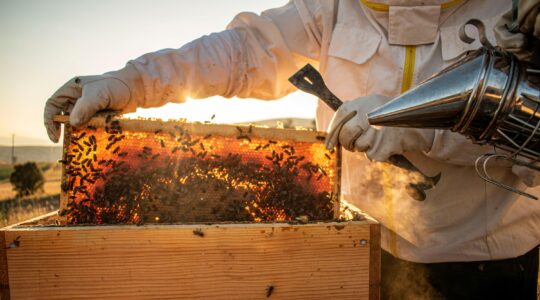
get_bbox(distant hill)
[0,146,62,163]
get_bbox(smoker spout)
[367,52,485,130]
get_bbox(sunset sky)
[0,0,316,146]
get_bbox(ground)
[0,162,60,227]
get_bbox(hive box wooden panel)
[0,117,380,299]
[1,213,380,300]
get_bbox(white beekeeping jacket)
[126,0,540,263]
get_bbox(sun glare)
[126,94,317,124]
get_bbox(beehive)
[0,116,380,300]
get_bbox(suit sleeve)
[125,0,335,108]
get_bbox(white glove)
[44,64,144,142]
[325,94,435,162]
[494,0,540,60]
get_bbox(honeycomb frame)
[54,115,341,224]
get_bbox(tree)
[9,162,45,197]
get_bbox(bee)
[266,286,274,298]
[295,215,309,224]
[236,135,251,142]
[193,229,204,237]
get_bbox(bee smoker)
[367,19,540,199]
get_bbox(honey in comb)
[60,118,339,224]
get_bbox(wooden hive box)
[0,116,380,300]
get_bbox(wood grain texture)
[59,123,71,212]
[4,221,378,300]
[369,224,381,300]
[0,231,10,300]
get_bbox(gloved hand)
[494,0,540,60]
[44,64,144,142]
[325,94,435,162]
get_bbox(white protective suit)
[48,0,540,263]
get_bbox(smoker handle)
[288,64,421,172]
[289,64,442,201]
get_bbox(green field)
[0,164,13,181]
[0,162,53,181]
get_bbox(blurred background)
[0,0,316,225]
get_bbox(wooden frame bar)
[52,115,330,144]
[1,213,379,300]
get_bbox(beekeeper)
[44,0,540,299]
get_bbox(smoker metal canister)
[453,47,540,161]
[368,20,540,161]
[367,19,540,199]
